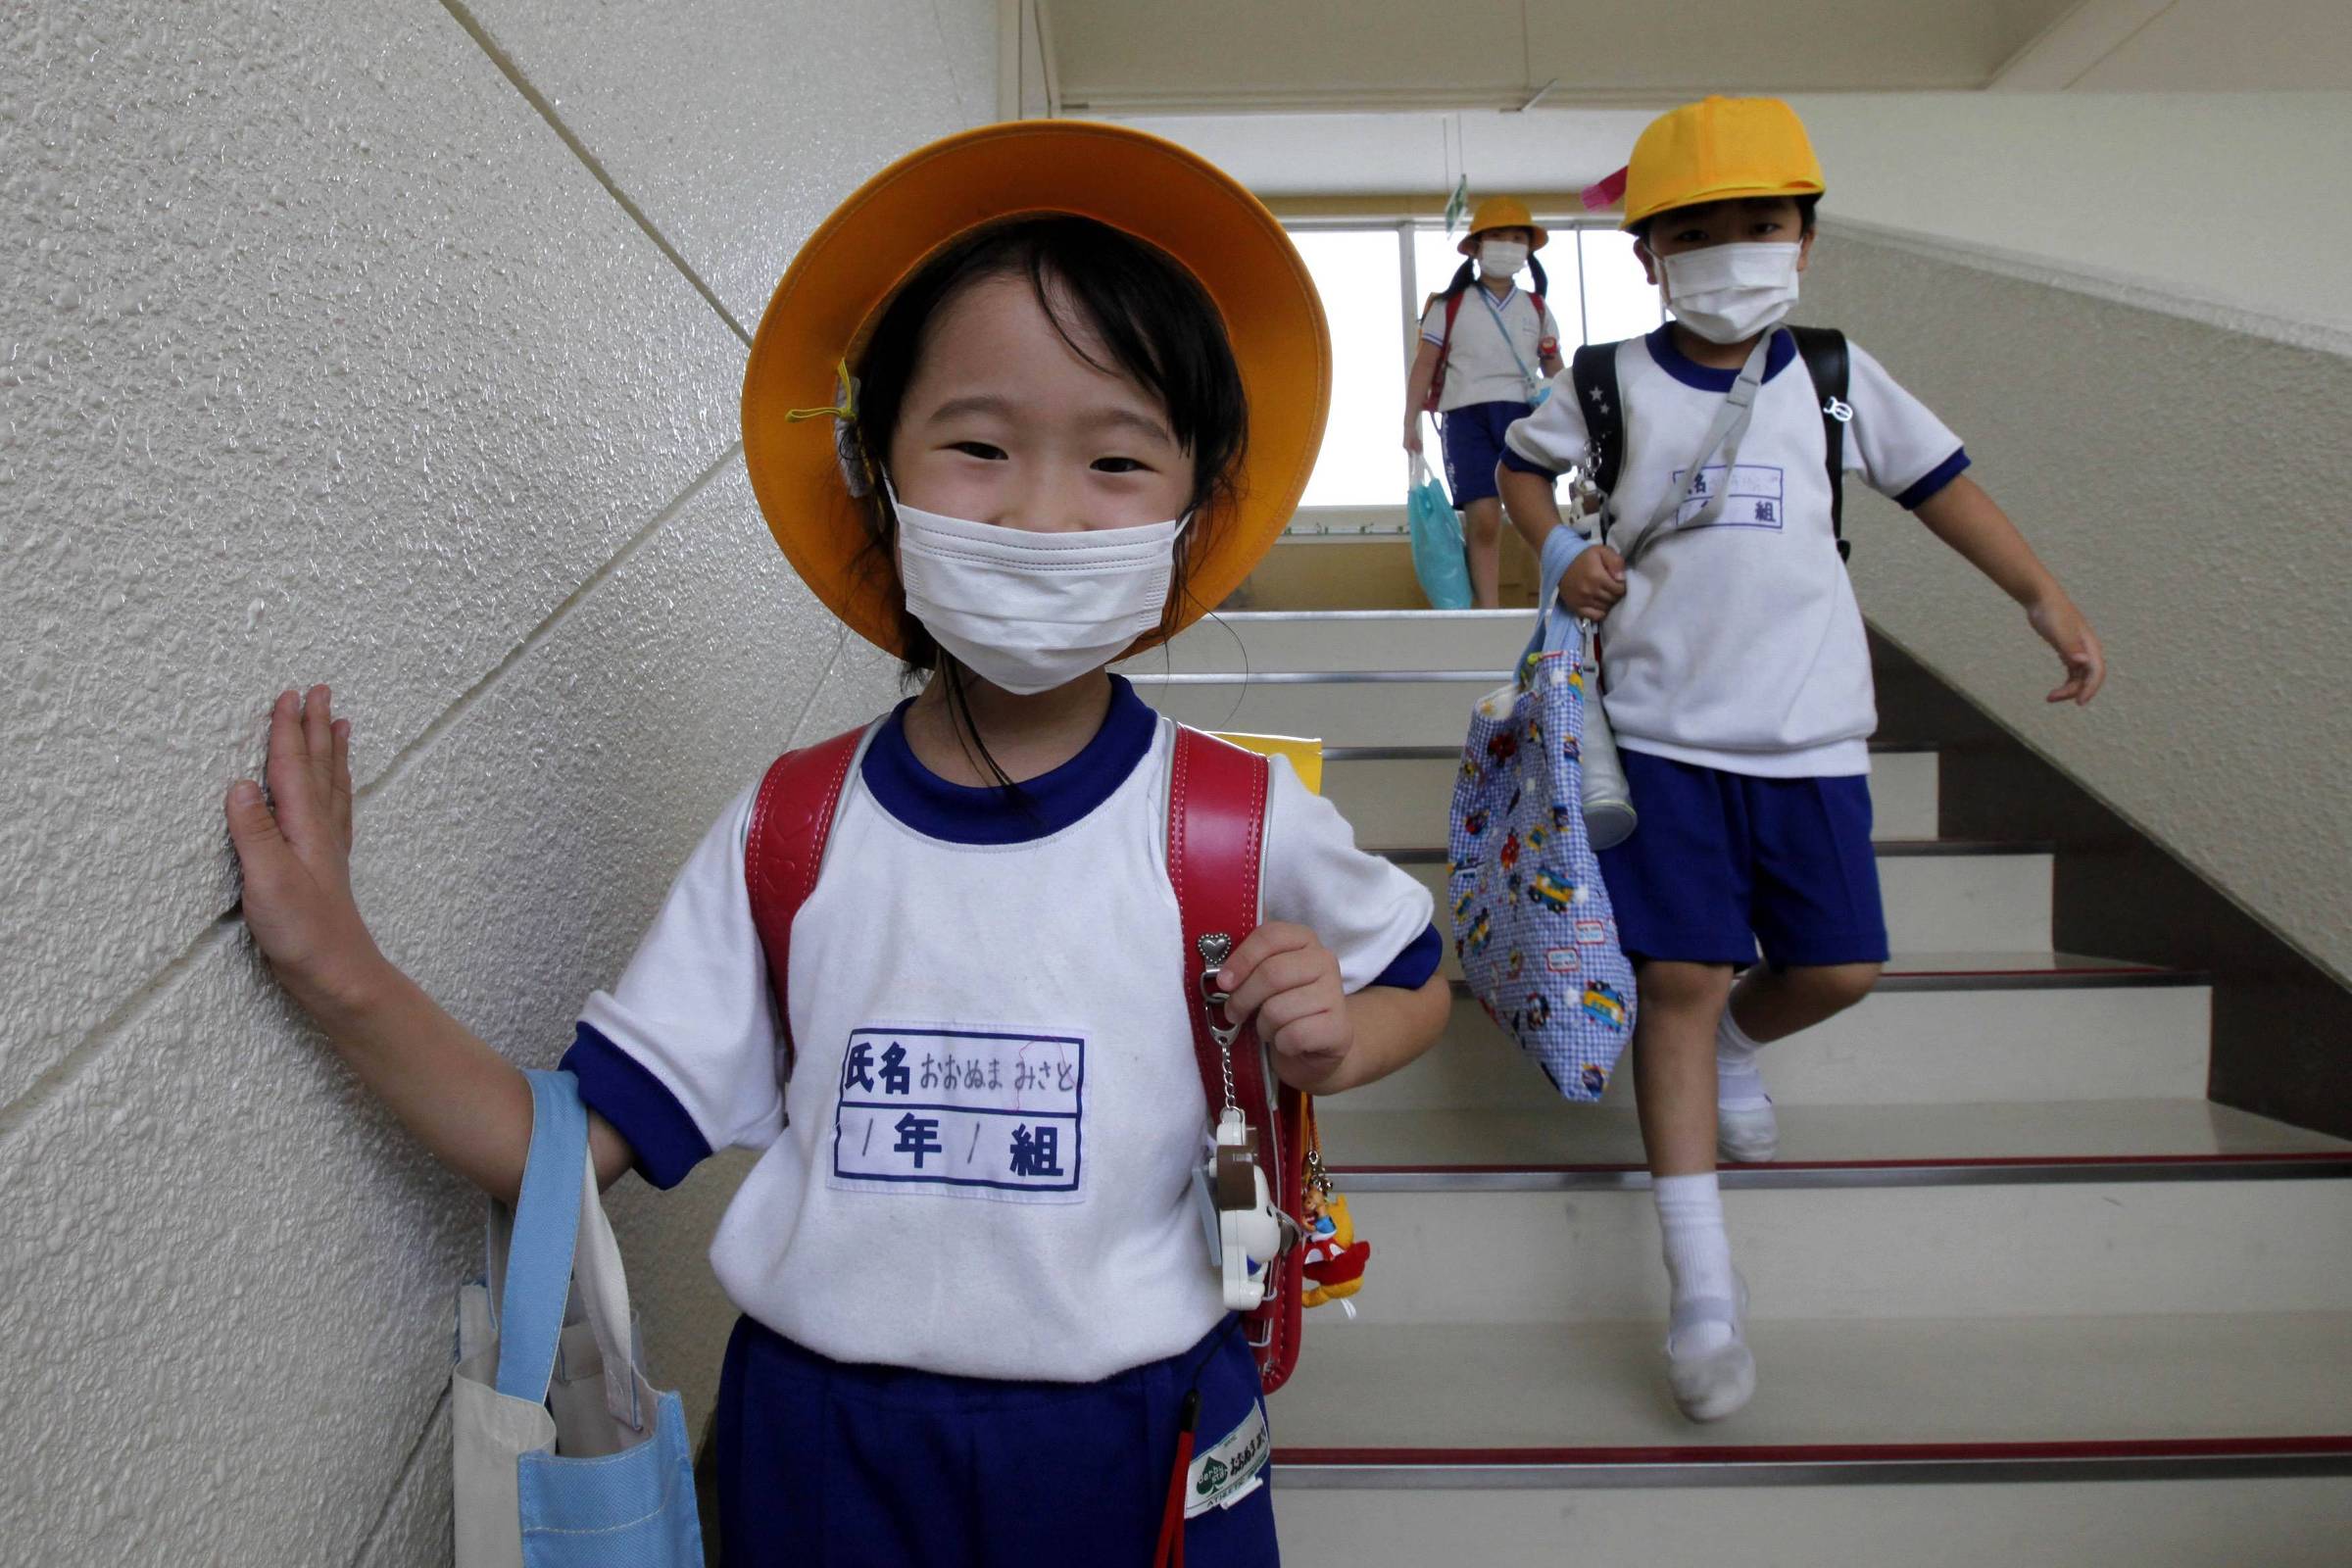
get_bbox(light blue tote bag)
[1446,536,1640,1102]
[451,1070,703,1568]
[1407,454,1474,610]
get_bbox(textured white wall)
[0,0,987,1560]
[1797,233,2352,980]
[1785,91,2352,341]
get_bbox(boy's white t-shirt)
[1419,284,1560,412]
[563,680,1437,1384]
[1503,325,1968,776]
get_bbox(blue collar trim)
[861,675,1158,846]
[1645,324,1796,391]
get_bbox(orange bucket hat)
[1581,96,1825,231]
[741,121,1331,658]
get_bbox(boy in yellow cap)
[1404,196,1564,606]
[1497,97,2105,1422]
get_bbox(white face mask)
[1477,239,1529,279]
[1657,241,1802,343]
[886,476,1187,696]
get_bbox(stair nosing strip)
[1321,741,1941,760]
[1440,966,2204,997]
[1332,1153,2352,1192]
[1270,1435,2352,1490]
[1385,840,2051,862]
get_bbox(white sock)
[1715,1006,1770,1111]
[1654,1172,1738,1355]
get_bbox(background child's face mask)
[1477,239,1529,279]
[886,475,1187,695]
[1657,241,1802,343]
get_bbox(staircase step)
[1347,962,2208,1110]
[1272,1314,2352,1454]
[1133,609,1533,673]
[1273,1474,2352,1568]
[1131,668,1542,748]
[1271,1317,2352,1565]
[1319,1100,2352,1185]
[1310,1180,2352,1323]
[1397,841,2053,960]
[1326,744,1940,846]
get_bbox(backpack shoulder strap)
[1167,724,1305,1395]
[744,725,863,1085]
[1569,340,1627,531]
[1422,288,1470,413]
[1787,324,1854,561]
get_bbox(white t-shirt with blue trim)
[562,678,1439,1384]
[1503,325,1968,777]
[1420,284,1561,413]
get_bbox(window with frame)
[1284,220,1663,524]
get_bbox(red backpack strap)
[1168,725,1306,1394]
[744,726,864,1085]
[1423,288,1468,413]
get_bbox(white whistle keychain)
[1195,934,1290,1311]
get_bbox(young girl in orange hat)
[226,122,1450,1564]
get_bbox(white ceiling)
[1040,0,2352,113]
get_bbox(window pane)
[1580,229,1663,344]
[1291,229,1407,508]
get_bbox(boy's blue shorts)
[1440,399,1534,506]
[1597,749,1889,970]
[713,1313,1279,1565]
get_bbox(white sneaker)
[1666,1273,1756,1423]
[1717,1098,1780,1163]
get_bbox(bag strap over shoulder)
[1569,341,1626,534]
[745,726,864,1085]
[1167,725,1305,1395]
[1422,288,1470,413]
[1787,324,1853,561]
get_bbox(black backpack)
[1569,325,1857,560]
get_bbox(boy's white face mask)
[1477,239,1529,279]
[886,476,1187,696]
[1657,241,1802,344]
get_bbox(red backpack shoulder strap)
[1423,288,1469,413]
[1167,725,1307,1394]
[744,725,864,1084]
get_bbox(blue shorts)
[1596,749,1889,969]
[1440,399,1533,506]
[713,1315,1279,1566]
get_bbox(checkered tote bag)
[1446,547,1638,1102]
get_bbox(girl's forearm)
[1911,475,2067,609]
[300,958,634,1202]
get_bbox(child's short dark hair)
[850,215,1250,676]
[1629,193,1818,245]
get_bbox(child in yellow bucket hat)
[1403,194,1566,606]
[224,122,1452,1562]
[1497,96,2107,1423]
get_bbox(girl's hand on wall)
[225,686,388,1012]
[1217,922,1352,1088]
[2027,596,2107,707]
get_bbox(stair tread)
[1272,1313,2352,1457]
[1439,952,2186,989]
[1318,1100,2352,1172]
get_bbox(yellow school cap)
[1456,196,1549,255]
[1583,96,1824,231]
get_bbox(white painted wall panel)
[1798,236,2352,979]
[0,0,986,1559]
[0,0,744,1108]
[462,0,1001,327]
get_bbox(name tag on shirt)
[831,1025,1085,1200]
[1671,463,1787,531]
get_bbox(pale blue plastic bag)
[1407,454,1474,611]
[1446,542,1638,1101]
